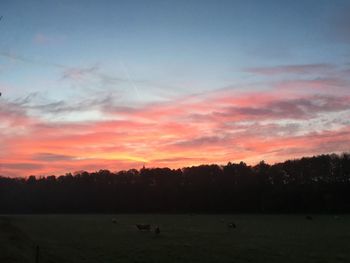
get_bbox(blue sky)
[2,0,349,98]
[1,0,350,176]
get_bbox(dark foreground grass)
[0,214,349,263]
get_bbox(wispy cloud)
[0,51,65,68]
[2,79,349,177]
[61,65,100,80]
[33,33,66,45]
[245,63,335,75]
[32,153,76,162]
[0,51,129,90]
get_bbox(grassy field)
[0,214,349,263]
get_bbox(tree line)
[0,153,350,213]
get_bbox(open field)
[1,214,350,263]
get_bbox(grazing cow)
[227,223,236,229]
[306,215,313,220]
[136,224,151,231]
[155,226,160,235]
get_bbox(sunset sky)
[1,0,350,177]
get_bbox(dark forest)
[1,153,350,214]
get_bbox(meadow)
[0,214,349,263]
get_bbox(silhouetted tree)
[0,153,349,213]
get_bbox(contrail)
[119,61,141,100]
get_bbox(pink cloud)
[245,64,335,75]
[33,33,66,45]
[275,78,348,91]
[1,84,350,177]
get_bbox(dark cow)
[154,226,160,235]
[136,224,151,231]
[227,223,236,229]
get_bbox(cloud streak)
[245,64,336,76]
[1,77,350,177]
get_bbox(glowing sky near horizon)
[1,0,350,177]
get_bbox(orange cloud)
[1,86,350,177]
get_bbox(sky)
[1,0,350,177]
